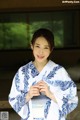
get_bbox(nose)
[39,48,43,54]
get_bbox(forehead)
[34,36,49,46]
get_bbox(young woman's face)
[31,36,51,63]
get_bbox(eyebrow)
[35,43,49,47]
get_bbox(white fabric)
[8,60,78,120]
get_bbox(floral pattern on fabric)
[54,80,76,91]
[44,65,62,85]
[44,99,51,118]
[8,60,78,120]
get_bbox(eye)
[35,45,40,48]
[44,47,49,49]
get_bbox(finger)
[39,88,45,92]
[38,80,44,84]
[32,89,40,95]
[39,84,47,89]
[33,93,40,97]
[30,90,40,97]
[38,82,44,86]
[33,85,39,88]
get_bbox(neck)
[33,60,48,71]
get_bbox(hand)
[26,84,40,101]
[38,80,57,103]
[38,80,50,97]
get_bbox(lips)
[37,55,44,59]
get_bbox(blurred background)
[0,0,80,120]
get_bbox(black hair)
[31,28,54,51]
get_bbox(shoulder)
[50,60,70,77]
[17,61,32,73]
[50,60,63,70]
[56,65,72,81]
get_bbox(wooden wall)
[0,0,80,12]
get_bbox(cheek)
[33,47,38,51]
[33,49,37,55]
[45,50,51,55]
[47,53,51,57]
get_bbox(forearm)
[48,91,57,103]
[26,92,31,102]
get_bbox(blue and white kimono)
[8,60,78,120]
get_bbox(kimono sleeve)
[53,67,78,118]
[8,67,29,119]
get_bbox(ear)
[31,44,33,50]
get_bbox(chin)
[37,59,46,63]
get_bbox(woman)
[8,28,78,120]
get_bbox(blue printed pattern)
[59,97,77,120]
[13,64,30,113]
[12,62,39,116]
[13,93,26,112]
[15,72,20,91]
[44,65,62,85]
[54,79,77,119]
[29,62,39,77]
[44,99,51,118]
[9,61,78,120]
[54,80,76,91]
[46,65,62,79]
